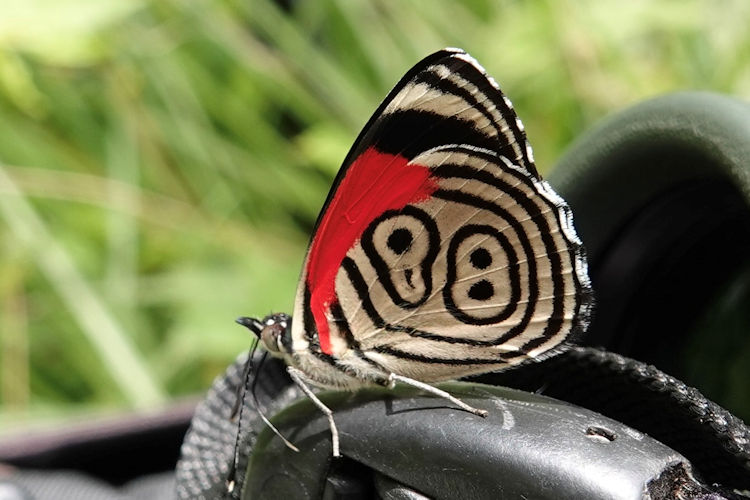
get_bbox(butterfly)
[237,48,593,458]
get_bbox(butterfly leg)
[287,366,341,458]
[388,373,489,417]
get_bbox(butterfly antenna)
[230,317,299,468]
[226,339,260,494]
[230,317,264,420]
[230,342,257,420]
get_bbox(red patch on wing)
[306,147,438,354]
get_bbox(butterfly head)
[236,313,292,356]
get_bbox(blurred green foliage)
[1,0,750,424]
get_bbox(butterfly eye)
[260,319,290,355]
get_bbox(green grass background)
[1,0,749,425]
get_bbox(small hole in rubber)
[586,426,617,442]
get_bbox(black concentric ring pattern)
[328,146,589,379]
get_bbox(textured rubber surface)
[174,347,750,498]
[477,346,750,490]
[244,380,690,499]
[548,92,750,260]
[174,353,299,499]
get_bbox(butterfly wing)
[291,48,592,383]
